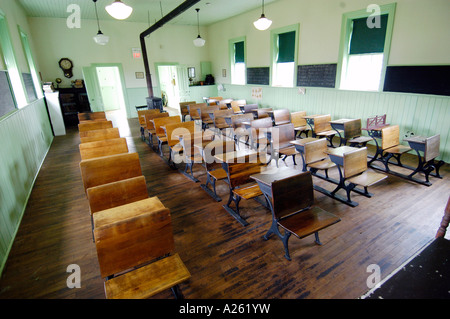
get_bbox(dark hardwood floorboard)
[0,110,448,299]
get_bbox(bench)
[263,171,341,260]
[321,146,388,207]
[312,114,342,147]
[93,197,190,299]
[79,137,128,160]
[290,111,309,138]
[152,115,181,156]
[138,109,160,140]
[268,123,299,167]
[250,117,272,151]
[200,139,236,201]
[144,112,169,148]
[272,109,291,126]
[78,120,113,132]
[79,127,120,143]
[79,152,143,193]
[179,101,196,122]
[78,112,106,122]
[223,156,267,226]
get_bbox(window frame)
[0,8,27,108]
[336,3,396,92]
[270,24,299,88]
[18,26,43,100]
[228,36,246,85]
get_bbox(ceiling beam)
[140,0,201,98]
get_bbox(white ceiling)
[18,0,280,26]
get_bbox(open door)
[82,66,104,112]
[176,65,191,103]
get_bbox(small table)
[290,138,319,171]
[303,115,321,136]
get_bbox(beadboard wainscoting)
[0,99,53,274]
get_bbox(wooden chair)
[213,109,233,136]
[303,138,336,179]
[231,113,253,148]
[78,112,106,122]
[144,112,169,148]
[345,119,372,147]
[373,125,412,170]
[230,101,243,114]
[153,116,182,156]
[199,105,219,130]
[78,120,113,132]
[223,156,267,226]
[269,123,299,167]
[366,114,388,129]
[93,197,190,299]
[179,101,196,122]
[79,128,120,143]
[291,111,309,138]
[250,117,273,151]
[200,139,236,201]
[188,103,205,122]
[313,114,342,147]
[79,137,128,160]
[138,109,160,140]
[79,152,142,193]
[263,171,341,260]
[272,109,291,126]
[324,147,388,207]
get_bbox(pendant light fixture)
[106,0,133,20]
[253,0,272,31]
[193,8,206,47]
[93,0,109,45]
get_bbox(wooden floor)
[0,110,449,300]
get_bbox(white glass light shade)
[253,14,272,30]
[105,0,133,20]
[94,31,109,45]
[193,36,206,47]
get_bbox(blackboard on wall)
[383,65,450,96]
[297,64,337,88]
[247,67,270,85]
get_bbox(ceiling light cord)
[94,0,101,32]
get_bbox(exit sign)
[132,48,142,59]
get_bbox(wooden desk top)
[303,115,321,119]
[251,167,302,186]
[403,135,427,143]
[325,146,360,157]
[213,149,258,163]
[290,137,318,146]
[329,119,355,124]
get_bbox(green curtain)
[234,41,245,63]
[349,14,388,54]
[277,31,296,63]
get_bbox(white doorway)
[158,65,180,109]
[96,66,127,112]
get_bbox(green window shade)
[277,31,295,63]
[234,41,245,63]
[349,14,388,55]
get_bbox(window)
[19,27,43,100]
[0,9,27,108]
[229,37,246,85]
[271,25,299,87]
[337,4,396,91]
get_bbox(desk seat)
[104,253,190,299]
[384,144,411,155]
[233,184,263,200]
[307,158,336,170]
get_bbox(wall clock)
[59,58,73,78]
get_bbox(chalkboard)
[247,67,270,85]
[297,64,337,88]
[383,65,450,96]
[0,71,16,117]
